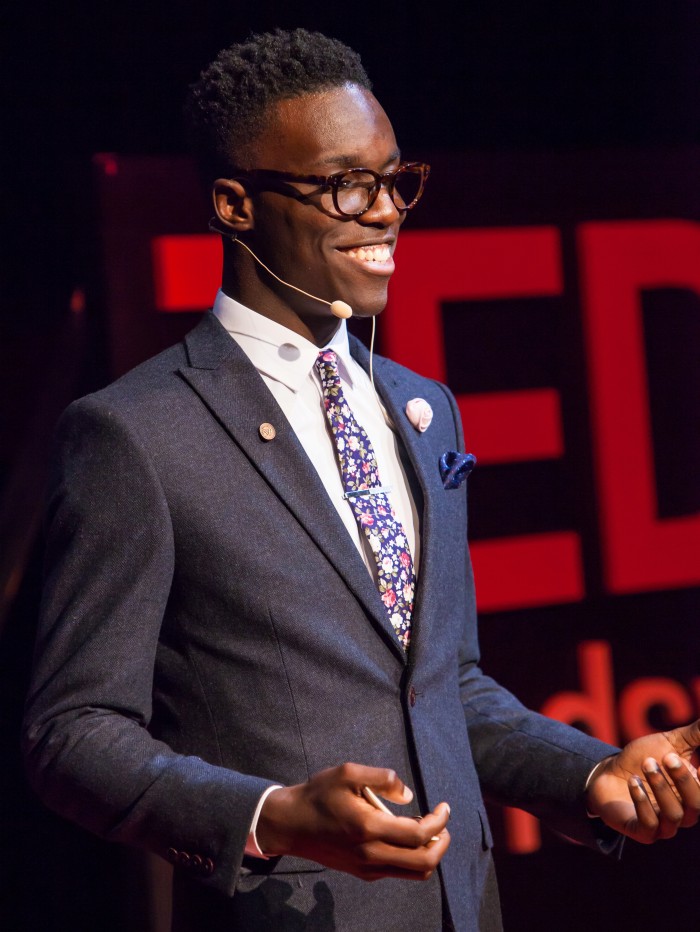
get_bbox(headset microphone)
[208,220,353,318]
[208,219,378,388]
[329,300,353,320]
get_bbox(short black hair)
[184,28,372,183]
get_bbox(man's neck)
[220,262,341,348]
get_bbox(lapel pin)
[259,422,276,441]
[405,398,433,432]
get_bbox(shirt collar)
[212,289,357,392]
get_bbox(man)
[23,28,700,932]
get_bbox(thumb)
[669,719,700,753]
[366,768,414,806]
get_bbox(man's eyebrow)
[319,149,402,169]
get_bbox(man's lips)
[335,241,395,274]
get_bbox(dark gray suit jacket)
[24,313,618,931]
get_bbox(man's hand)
[256,763,451,881]
[586,719,700,843]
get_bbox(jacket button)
[409,686,416,707]
[166,847,178,864]
[203,857,214,875]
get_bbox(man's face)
[241,83,406,323]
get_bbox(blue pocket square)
[439,451,477,489]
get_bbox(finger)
[664,753,700,828]
[362,787,446,842]
[642,758,684,838]
[627,775,661,842]
[361,785,396,815]
[366,803,451,849]
[356,827,451,879]
[417,802,452,844]
[341,764,413,806]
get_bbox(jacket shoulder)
[65,312,230,420]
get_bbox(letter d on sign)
[541,640,618,746]
[578,220,700,595]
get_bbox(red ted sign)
[152,219,700,613]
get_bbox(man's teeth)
[343,244,391,262]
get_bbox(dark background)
[2,2,700,930]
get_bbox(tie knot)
[316,350,342,390]
[316,349,339,372]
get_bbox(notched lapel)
[348,338,437,501]
[349,337,446,659]
[179,315,408,661]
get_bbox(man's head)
[185,30,426,344]
[184,28,372,181]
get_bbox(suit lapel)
[179,314,407,661]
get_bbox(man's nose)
[359,183,403,225]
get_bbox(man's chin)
[342,284,390,319]
[350,304,386,320]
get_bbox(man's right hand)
[256,763,451,881]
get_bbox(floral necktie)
[316,350,415,650]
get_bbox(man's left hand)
[586,720,700,843]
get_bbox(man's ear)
[212,178,254,233]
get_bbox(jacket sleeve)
[434,381,621,850]
[22,396,274,896]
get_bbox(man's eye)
[340,180,373,191]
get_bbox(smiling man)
[23,28,700,932]
[212,82,410,345]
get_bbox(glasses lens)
[335,171,377,216]
[392,166,425,211]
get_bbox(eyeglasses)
[234,161,430,219]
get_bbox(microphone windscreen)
[330,300,353,319]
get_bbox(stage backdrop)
[90,148,700,930]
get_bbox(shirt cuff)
[244,784,284,859]
[584,754,617,816]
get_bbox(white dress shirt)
[212,289,420,577]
